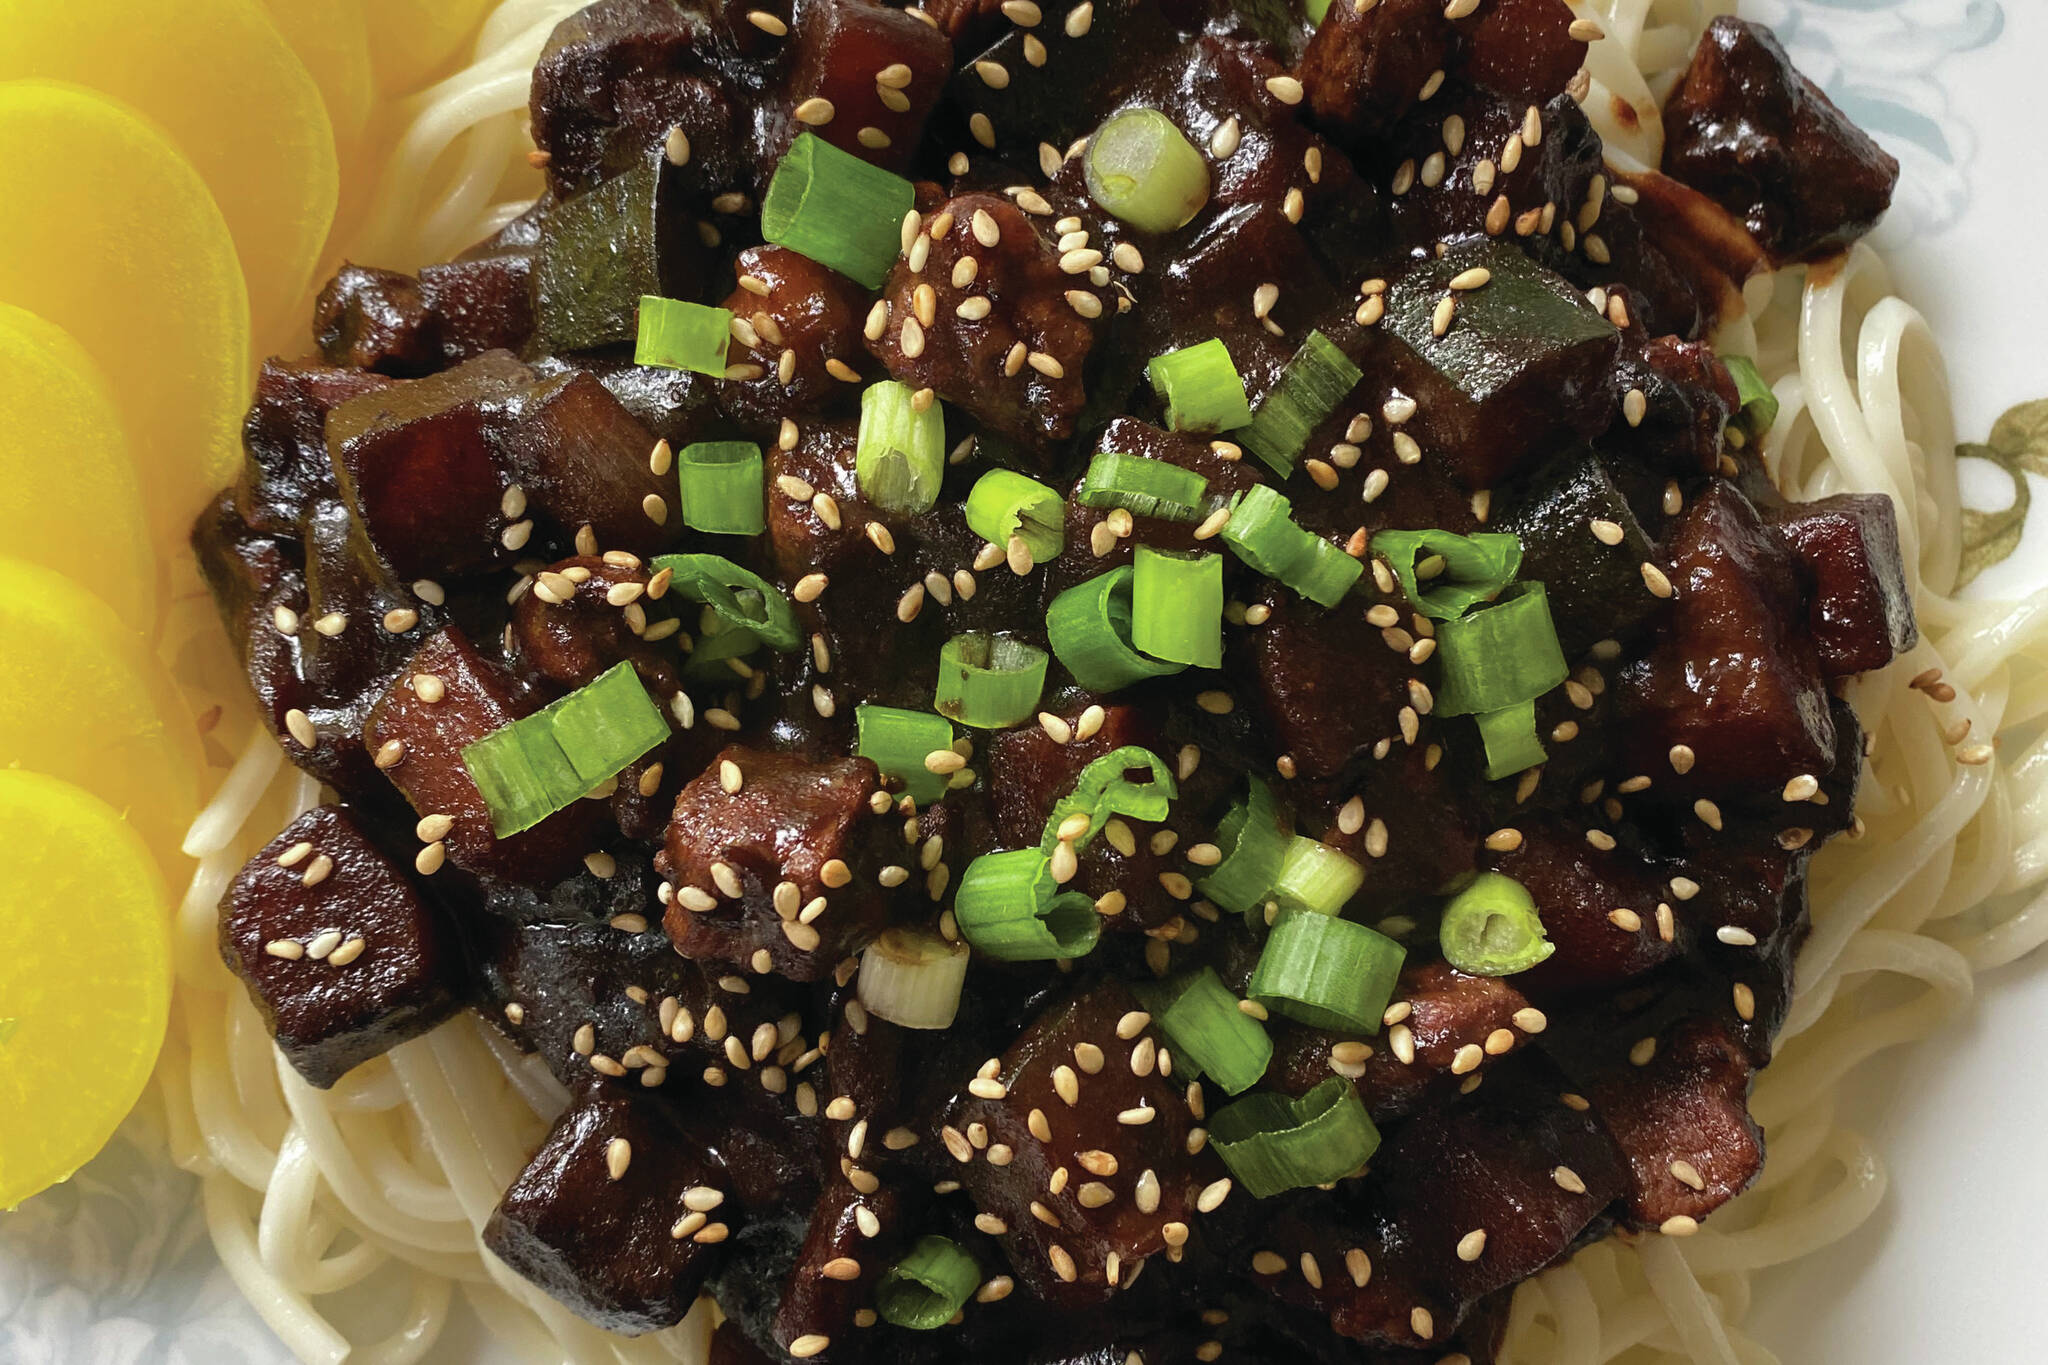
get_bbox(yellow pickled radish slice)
[260,0,375,171]
[0,770,172,1211]
[0,304,157,631]
[363,0,498,94]
[0,554,201,865]
[0,0,338,336]
[0,81,250,564]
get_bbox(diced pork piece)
[485,1080,736,1333]
[238,359,392,538]
[479,917,805,1093]
[1662,17,1900,261]
[1483,821,1686,994]
[784,0,951,175]
[716,245,877,432]
[1243,590,1419,781]
[773,1183,906,1357]
[418,251,538,362]
[1598,333,1738,478]
[1244,1055,1626,1350]
[504,368,680,556]
[218,805,461,1087]
[1495,449,1663,656]
[866,193,1108,449]
[1269,961,1536,1123]
[363,627,604,884]
[1378,242,1621,490]
[1459,0,1588,104]
[314,264,440,376]
[529,0,754,197]
[510,554,681,694]
[1614,482,1837,799]
[1297,0,1455,142]
[1768,493,1916,676]
[944,982,1228,1308]
[326,350,536,582]
[1575,1012,1764,1227]
[658,748,892,979]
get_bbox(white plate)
[4,3,2043,1361]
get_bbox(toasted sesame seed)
[1266,75,1304,104]
[789,1335,830,1359]
[1660,1215,1700,1237]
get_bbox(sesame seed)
[1265,75,1304,104]
[284,708,317,748]
[789,1335,830,1359]
[1456,1229,1487,1262]
[1695,798,1724,831]
[1660,1215,1700,1238]
[1553,1165,1587,1194]
[1641,561,1674,597]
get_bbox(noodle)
[152,3,2048,1362]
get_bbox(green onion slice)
[1199,777,1290,915]
[1039,745,1177,854]
[1045,566,1188,693]
[1083,107,1211,234]
[1147,338,1253,433]
[1271,836,1365,917]
[1220,485,1361,607]
[855,704,954,806]
[876,1236,981,1330]
[677,441,765,535]
[857,379,948,514]
[1370,528,1523,620]
[1433,582,1567,716]
[1248,908,1406,1032]
[1305,0,1333,21]
[1722,353,1780,438]
[858,929,970,1031]
[760,132,915,290]
[1131,547,1223,668]
[1440,870,1555,976]
[965,468,1065,564]
[1076,451,1208,522]
[954,848,1101,960]
[681,612,760,680]
[934,633,1049,729]
[463,662,668,837]
[1139,967,1273,1096]
[1476,700,1546,781]
[1209,1076,1381,1198]
[652,553,800,651]
[1240,331,1363,476]
[634,296,732,376]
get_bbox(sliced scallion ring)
[1432,582,1567,716]
[1045,566,1188,693]
[651,553,800,651]
[1476,700,1546,781]
[857,929,971,1031]
[876,1236,981,1330]
[1039,745,1177,854]
[1131,547,1222,668]
[965,468,1065,564]
[934,633,1049,729]
[1138,967,1273,1096]
[954,848,1100,960]
[1270,836,1365,916]
[1369,528,1523,620]
[1240,331,1363,476]
[857,379,947,514]
[1083,107,1211,233]
[1076,451,1208,522]
[855,704,955,806]
[1248,908,1406,1032]
[760,132,916,290]
[1209,1076,1381,1198]
[633,295,732,376]
[1147,338,1252,433]
[1198,777,1290,915]
[677,440,764,535]
[1439,870,1554,976]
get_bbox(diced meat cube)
[1459,0,1588,104]
[944,982,1228,1308]
[1662,17,1900,261]
[773,1183,906,1355]
[866,193,1108,449]
[1769,493,1916,676]
[485,1081,736,1332]
[363,627,604,884]
[1270,961,1535,1123]
[479,917,805,1093]
[1495,449,1663,656]
[419,251,538,362]
[313,264,439,376]
[1243,1055,1626,1350]
[504,369,679,556]
[218,805,460,1087]
[784,0,951,175]
[529,0,753,197]
[325,350,536,581]
[238,359,392,538]
[1297,0,1455,142]
[510,554,682,694]
[1577,1013,1764,1227]
[1483,821,1686,994]
[716,246,876,432]
[1598,333,1739,477]
[1614,482,1837,799]
[658,747,891,979]
[1378,242,1621,489]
